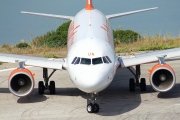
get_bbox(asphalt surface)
[0,61,180,120]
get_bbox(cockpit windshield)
[81,58,91,65]
[102,56,109,63]
[106,56,112,63]
[71,56,112,65]
[74,57,80,64]
[92,57,103,65]
[71,57,77,64]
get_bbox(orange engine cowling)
[149,64,176,92]
[8,68,35,97]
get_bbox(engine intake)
[149,64,176,92]
[8,68,35,97]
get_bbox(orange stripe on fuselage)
[68,21,80,46]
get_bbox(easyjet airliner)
[1,0,180,113]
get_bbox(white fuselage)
[65,8,118,93]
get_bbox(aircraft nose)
[74,67,112,93]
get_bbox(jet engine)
[8,68,35,97]
[149,64,176,92]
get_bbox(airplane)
[0,0,180,113]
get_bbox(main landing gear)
[38,68,56,95]
[128,65,146,92]
[87,93,100,113]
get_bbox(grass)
[0,45,67,58]
[115,35,180,53]
[42,53,58,58]
[0,35,180,57]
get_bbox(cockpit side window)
[102,57,109,64]
[106,56,112,63]
[71,57,77,64]
[81,58,91,65]
[92,57,103,65]
[74,57,80,65]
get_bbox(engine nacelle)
[149,64,176,92]
[8,68,35,97]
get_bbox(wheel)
[129,78,135,92]
[94,103,99,113]
[49,81,56,94]
[38,81,45,95]
[87,103,95,113]
[140,78,146,91]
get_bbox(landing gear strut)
[38,68,56,95]
[128,65,146,92]
[87,93,99,113]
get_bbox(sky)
[0,0,180,45]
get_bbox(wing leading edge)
[0,53,65,70]
[118,48,180,68]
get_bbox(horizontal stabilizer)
[21,11,74,20]
[106,7,158,19]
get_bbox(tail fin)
[85,0,94,10]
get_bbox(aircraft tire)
[49,81,56,94]
[87,103,95,113]
[129,78,135,92]
[38,81,45,95]
[140,78,146,91]
[94,103,99,113]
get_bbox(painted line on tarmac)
[0,66,33,72]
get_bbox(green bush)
[16,42,30,48]
[113,29,141,43]
[31,21,71,48]
[31,21,142,48]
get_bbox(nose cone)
[74,65,113,93]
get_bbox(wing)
[0,53,65,70]
[118,48,180,68]
[106,7,158,19]
[21,11,74,20]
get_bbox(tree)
[31,21,71,48]
[113,29,141,43]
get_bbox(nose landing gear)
[87,93,100,113]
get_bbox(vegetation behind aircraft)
[0,21,179,58]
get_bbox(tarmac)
[0,60,180,120]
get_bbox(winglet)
[85,0,94,10]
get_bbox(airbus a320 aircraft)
[1,0,180,113]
